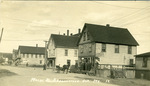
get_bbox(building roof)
[135,52,150,57]
[50,34,79,48]
[79,23,139,46]
[72,33,81,37]
[18,46,45,54]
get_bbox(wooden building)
[17,45,45,66]
[135,52,150,80]
[78,23,139,69]
[47,33,79,68]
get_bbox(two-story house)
[78,23,139,68]
[17,45,45,66]
[47,33,79,68]
[135,52,150,80]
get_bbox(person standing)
[43,63,46,70]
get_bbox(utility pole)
[44,40,48,70]
[0,28,4,43]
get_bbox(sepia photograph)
[0,0,150,86]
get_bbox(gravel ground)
[0,65,150,86]
[0,65,117,86]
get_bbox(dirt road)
[0,65,117,86]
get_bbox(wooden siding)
[78,43,95,57]
[79,28,92,44]
[135,70,150,80]
[96,43,137,65]
[47,38,56,58]
[135,57,150,70]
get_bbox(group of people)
[80,61,92,72]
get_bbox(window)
[53,49,55,56]
[74,50,77,57]
[40,60,42,64]
[89,44,92,52]
[115,45,119,53]
[35,54,37,58]
[87,32,90,40]
[142,57,148,67]
[39,54,41,58]
[23,54,25,58]
[31,54,33,58]
[102,44,106,52]
[80,45,83,53]
[27,54,29,58]
[128,46,132,54]
[129,59,133,65]
[65,49,68,56]
[83,32,86,41]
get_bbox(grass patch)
[0,69,17,78]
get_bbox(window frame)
[74,50,77,57]
[80,45,83,53]
[128,46,132,54]
[89,44,92,52]
[101,43,106,52]
[142,57,148,67]
[115,45,119,53]
[87,32,90,40]
[65,49,68,56]
[83,32,86,41]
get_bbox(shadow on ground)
[0,69,17,78]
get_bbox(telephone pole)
[0,28,4,43]
[44,40,48,70]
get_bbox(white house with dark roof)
[78,23,139,68]
[47,33,79,68]
[17,45,45,66]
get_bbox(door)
[67,60,71,67]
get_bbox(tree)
[0,57,5,64]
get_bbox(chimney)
[67,30,69,36]
[78,29,81,34]
[106,24,110,27]
[63,33,65,35]
[36,44,38,47]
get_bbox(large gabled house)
[17,45,45,66]
[47,33,79,68]
[78,23,139,68]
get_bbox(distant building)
[17,45,45,66]
[0,52,12,64]
[135,52,150,80]
[47,31,79,67]
[78,23,139,68]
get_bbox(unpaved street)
[0,66,117,86]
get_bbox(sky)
[0,1,150,54]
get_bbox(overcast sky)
[0,1,150,54]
